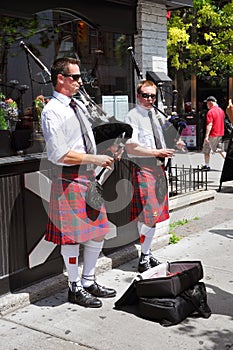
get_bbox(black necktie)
[148,110,163,149]
[148,110,165,163]
[70,98,95,154]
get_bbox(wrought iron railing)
[168,165,208,197]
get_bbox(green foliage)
[0,15,39,77]
[0,93,8,130]
[169,219,189,244]
[170,219,189,230]
[0,16,38,49]
[169,233,180,244]
[167,0,233,80]
[115,35,127,67]
[0,93,19,130]
[168,217,201,244]
[0,112,8,130]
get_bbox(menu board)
[102,95,129,122]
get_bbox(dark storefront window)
[197,77,228,112]
[53,12,133,104]
[1,10,134,157]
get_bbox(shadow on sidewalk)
[210,229,233,239]
[206,283,233,317]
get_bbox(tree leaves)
[167,0,233,79]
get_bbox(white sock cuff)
[138,223,156,238]
[60,244,80,257]
[82,240,104,250]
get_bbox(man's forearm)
[205,123,213,138]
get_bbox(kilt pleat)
[130,165,169,227]
[45,169,109,245]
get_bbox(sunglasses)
[62,73,82,81]
[139,92,156,99]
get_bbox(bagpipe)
[127,46,187,149]
[75,86,133,153]
[20,41,133,154]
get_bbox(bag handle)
[181,282,211,318]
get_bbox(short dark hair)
[50,57,80,87]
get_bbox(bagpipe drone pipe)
[76,86,133,153]
[19,41,133,152]
[157,112,187,149]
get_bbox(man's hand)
[226,98,233,123]
[93,154,114,170]
[107,143,125,160]
[204,123,212,143]
[176,138,186,151]
[157,148,175,158]
[204,136,210,144]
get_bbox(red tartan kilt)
[45,168,109,245]
[130,165,169,226]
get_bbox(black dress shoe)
[201,165,210,171]
[138,252,161,273]
[138,259,152,273]
[149,251,161,267]
[68,287,102,308]
[84,282,116,298]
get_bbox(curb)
[169,189,216,212]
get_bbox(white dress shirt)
[41,91,96,165]
[125,104,166,156]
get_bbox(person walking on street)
[124,80,176,273]
[201,96,225,170]
[41,57,116,308]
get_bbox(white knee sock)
[60,244,81,291]
[138,223,156,258]
[81,240,104,287]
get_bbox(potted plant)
[0,94,8,130]
[0,94,19,130]
[34,94,47,133]
[0,93,19,156]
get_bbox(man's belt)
[52,163,95,174]
[130,157,165,168]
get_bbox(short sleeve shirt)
[41,91,96,165]
[206,105,225,137]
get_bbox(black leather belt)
[52,164,94,174]
[130,157,165,168]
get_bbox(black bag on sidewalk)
[139,282,211,327]
[136,261,203,298]
[114,261,211,327]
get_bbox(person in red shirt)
[202,96,225,170]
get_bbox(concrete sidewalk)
[0,150,233,350]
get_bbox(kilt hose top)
[130,162,169,227]
[45,166,110,245]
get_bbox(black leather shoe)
[138,259,152,273]
[68,287,102,308]
[149,251,161,267]
[138,252,161,273]
[84,282,116,298]
[201,165,210,171]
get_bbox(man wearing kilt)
[125,80,176,273]
[41,57,116,308]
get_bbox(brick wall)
[135,0,168,78]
